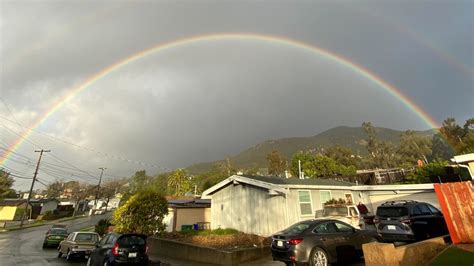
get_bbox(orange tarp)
[434,181,474,244]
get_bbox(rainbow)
[0,33,440,166]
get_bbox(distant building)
[0,199,32,221]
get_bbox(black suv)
[87,233,148,266]
[374,200,448,242]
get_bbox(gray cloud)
[1,1,472,190]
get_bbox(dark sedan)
[87,233,148,266]
[271,219,380,266]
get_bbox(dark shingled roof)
[240,175,355,187]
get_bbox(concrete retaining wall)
[148,237,270,266]
[363,236,449,266]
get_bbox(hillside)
[186,126,436,174]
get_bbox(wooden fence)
[434,181,473,244]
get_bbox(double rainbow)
[0,33,440,166]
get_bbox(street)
[0,214,109,266]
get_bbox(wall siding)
[210,184,287,236]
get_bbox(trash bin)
[193,224,199,231]
[181,224,193,232]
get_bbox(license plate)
[129,252,137,258]
[387,225,396,230]
[277,241,283,247]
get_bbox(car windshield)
[118,235,146,247]
[324,207,347,216]
[50,229,67,235]
[75,233,98,242]
[281,222,311,234]
[376,207,408,217]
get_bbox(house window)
[345,193,353,204]
[319,191,332,208]
[298,191,313,216]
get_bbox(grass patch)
[183,228,239,236]
[430,246,474,266]
[79,226,95,232]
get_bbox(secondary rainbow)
[0,33,440,166]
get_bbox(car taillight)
[401,219,411,225]
[112,243,119,256]
[288,238,303,245]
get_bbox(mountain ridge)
[186,126,436,174]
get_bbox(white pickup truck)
[315,204,374,230]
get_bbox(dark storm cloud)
[1,1,472,189]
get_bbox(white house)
[202,175,438,236]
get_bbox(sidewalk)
[0,214,88,232]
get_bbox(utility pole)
[21,149,50,227]
[94,167,106,209]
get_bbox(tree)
[404,161,448,184]
[112,190,168,235]
[290,152,356,178]
[266,150,287,177]
[167,169,192,196]
[44,180,63,199]
[290,152,315,177]
[0,170,15,200]
[69,182,94,217]
[362,122,399,168]
[323,146,362,168]
[121,170,151,204]
[100,180,122,212]
[397,130,432,166]
[436,117,474,155]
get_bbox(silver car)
[58,232,100,261]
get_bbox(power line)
[0,115,171,171]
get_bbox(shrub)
[95,219,112,236]
[112,190,168,235]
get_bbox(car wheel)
[103,259,110,266]
[57,250,62,258]
[310,247,329,266]
[66,249,72,261]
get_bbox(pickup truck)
[315,204,375,230]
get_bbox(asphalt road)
[0,214,110,266]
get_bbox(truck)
[315,204,375,230]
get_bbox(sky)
[0,0,473,190]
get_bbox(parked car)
[58,232,100,261]
[374,200,449,242]
[271,219,380,266]
[43,227,69,248]
[87,233,148,266]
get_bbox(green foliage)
[404,161,449,184]
[266,150,287,177]
[397,130,432,165]
[323,146,362,168]
[95,219,112,236]
[121,170,152,204]
[0,170,15,200]
[362,122,400,168]
[112,190,168,235]
[324,198,346,205]
[434,117,474,157]
[167,169,193,196]
[290,152,356,178]
[182,228,239,236]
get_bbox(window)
[411,206,422,216]
[298,191,313,216]
[334,222,353,233]
[427,204,441,214]
[314,222,337,234]
[319,191,332,208]
[418,204,432,215]
[376,207,408,217]
[75,233,98,242]
[282,222,311,234]
[349,206,358,217]
[345,193,353,204]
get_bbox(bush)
[95,219,112,236]
[112,190,168,235]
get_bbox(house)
[451,153,474,178]
[164,197,211,232]
[0,199,32,221]
[202,175,438,236]
[29,199,59,219]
